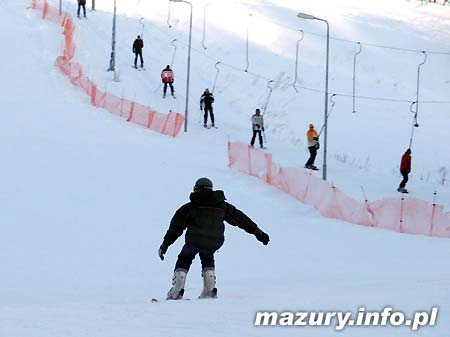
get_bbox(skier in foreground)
[158,178,270,300]
[398,148,412,193]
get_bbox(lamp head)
[297,12,316,20]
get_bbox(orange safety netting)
[31,0,184,137]
[228,141,450,239]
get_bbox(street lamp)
[170,0,193,133]
[107,0,117,72]
[297,12,330,181]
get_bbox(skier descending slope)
[158,178,270,300]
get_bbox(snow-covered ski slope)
[57,0,450,205]
[0,1,449,337]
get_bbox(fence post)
[399,196,405,233]
[430,190,437,236]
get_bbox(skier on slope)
[200,89,215,128]
[77,0,86,18]
[397,148,412,193]
[250,109,264,148]
[132,35,144,69]
[158,177,270,300]
[161,65,175,98]
[305,124,319,171]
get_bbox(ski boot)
[166,268,187,300]
[198,268,218,299]
[397,187,408,193]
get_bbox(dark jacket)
[200,92,215,108]
[133,38,143,53]
[78,0,86,5]
[162,190,259,250]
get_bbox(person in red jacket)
[161,65,175,98]
[398,148,412,193]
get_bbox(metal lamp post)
[297,12,330,181]
[170,0,192,133]
[107,0,117,72]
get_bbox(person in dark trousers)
[132,35,144,69]
[398,148,412,193]
[305,124,319,170]
[250,109,264,148]
[200,89,215,128]
[158,177,270,300]
[77,0,86,18]
[161,65,175,98]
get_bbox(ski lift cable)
[146,21,450,105]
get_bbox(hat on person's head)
[193,177,213,192]
[255,108,261,114]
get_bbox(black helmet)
[194,177,213,192]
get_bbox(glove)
[256,124,260,129]
[200,105,203,111]
[313,137,319,141]
[133,49,135,53]
[262,127,265,132]
[254,228,270,245]
[158,244,168,261]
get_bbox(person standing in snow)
[77,0,86,18]
[305,124,319,171]
[161,65,175,98]
[132,35,144,69]
[250,109,264,148]
[398,148,412,193]
[200,89,215,128]
[158,177,270,300]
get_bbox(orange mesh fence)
[32,0,184,138]
[228,141,450,239]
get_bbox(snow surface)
[0,0,449,336]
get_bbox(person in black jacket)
[158,177,270,300]
[77,0,86,18]
[200,89,215,128]
[132,35,144,69]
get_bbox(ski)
[151,297,192,303]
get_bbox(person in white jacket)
[250,109,264,148]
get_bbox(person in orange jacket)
[305,124,319,170]
[397,148,412,193]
